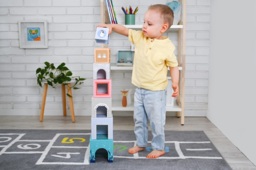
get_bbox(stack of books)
[105,0,118,24]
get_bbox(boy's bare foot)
[146,150,165,159]
[128,146,145,154]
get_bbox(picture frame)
[116,50,134,66]
[166,0,182,25]
[18,21,48,48]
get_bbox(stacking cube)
[93,63,110,80]
[95,27,109,44]
[93,79,112,98]
[91,97,112,118]
[89,138,113,162]
[94,48,110,63]
[91,117,113,140]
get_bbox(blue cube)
[95,27,109,44]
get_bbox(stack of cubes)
[89,47,114,163]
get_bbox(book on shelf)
[105,0,118,24]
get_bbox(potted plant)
[36,61,85,97]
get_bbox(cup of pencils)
[122,6,138,25]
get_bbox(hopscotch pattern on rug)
[118,140,223,160]
[0,133,91,165]
[0,132,223,166]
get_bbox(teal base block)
[90,138,114,163]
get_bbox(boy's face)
[142,9,168,39]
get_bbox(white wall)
[185,0,211,116]
[208,0,256,165]
[0,0,210,116]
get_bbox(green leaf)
[36,68,41,74]
[37,78,42,87]
[44,61,50,67]
[47,81,53,86]
[62,67,69,71]
[38,74,43,79]
[65,77,71,82]
[57,63,65,69]
[56,77,63,84]
[41,69,46,75]
[49,72,54,78]
[67,93,72,97]
[66,71,72,76]
[50,63,55,69]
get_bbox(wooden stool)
[40,83,76,123]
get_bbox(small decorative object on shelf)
[36,61,85,97]
[121,90,129,107]
[122,6,138,25]
[166,0,182,25]
[117,50,134,66]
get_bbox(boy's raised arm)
[97,24,129,37]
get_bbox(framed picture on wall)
[18,21,48,48]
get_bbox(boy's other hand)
[172,84,179,97]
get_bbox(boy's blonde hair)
[148,4,174,28]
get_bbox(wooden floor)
[0,115,255,170]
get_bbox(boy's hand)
[97,24,129,37]
[169,67,179,97]
[97,24,113,34]
[172,83,179,97]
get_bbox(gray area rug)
[0,130,231,170]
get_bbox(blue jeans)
[133,88,166,150]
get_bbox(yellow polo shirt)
[128,29,178,91]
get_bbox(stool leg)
[62,84,67,117]
[40,83,48,122]
[67,83,76,123]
